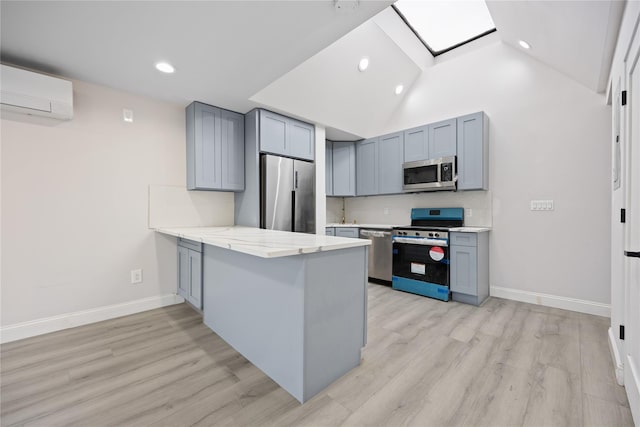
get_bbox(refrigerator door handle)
[291,190,296,232]
[295,171,299,189]
[624,251,640,258]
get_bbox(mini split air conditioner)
[1,64,73,120]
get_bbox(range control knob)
[415,232,420,236]
[434,233,440,237]
[428,233,434,237]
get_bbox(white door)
[624,26,640,423]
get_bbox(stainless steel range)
[391,208,464,301]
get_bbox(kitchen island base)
[202,244,368,403]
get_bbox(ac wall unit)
[0,64,73,120]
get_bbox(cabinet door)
[194,103,222,189]
[177,246,190,299]
[221,110,245,191]
[378,132,404,194]
[260,110,288,155]
[326,141,333,196]
[404,125,429,162]
[457,112,487,190]
[450,245,478,296]
[429,118,457,158]
[335,227,359,238]
[332,142,356,196]
[189,250,202,309]
[356,138,378,196]
[288,120,315,161]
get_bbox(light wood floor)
[1,284,634,427]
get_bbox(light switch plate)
[530,200,554,211]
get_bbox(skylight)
[393,0,496,55]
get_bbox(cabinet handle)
[625,251,640,258]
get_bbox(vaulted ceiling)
[0,1,625,141]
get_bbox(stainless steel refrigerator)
[260,154,315,234]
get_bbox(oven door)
[392,239,450,301]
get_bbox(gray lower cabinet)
[259,109,314,161]
[457,112,489,190]
[335,227,359,238]
[186,102,244,192]
[177,239,203,309]
[450,232,489,306]
[332,141,356,196]
[325,227,335,236]
[326,141,333,196]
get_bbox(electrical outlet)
[384,207,390,215]
[530,200,554,211]
[466,208,473,218]
[131,269,143,284]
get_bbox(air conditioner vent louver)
[0,64,73,120]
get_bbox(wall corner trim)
[0,294,185,344]
[489,286,611,317]
[608,327,625,385]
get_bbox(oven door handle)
[392,237,448,246]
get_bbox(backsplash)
[328,191,492,227]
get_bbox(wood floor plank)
[1,286,633,427]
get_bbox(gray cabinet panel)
[335,227,359,238]
[332,142,356,197]
[356,138,378,196]
[450,245,477,296]
[450,231,489,306]
[177,246,190,299]
[457,112,488,190]
[259,110,288,155]
[259,110,315,161]
[289,121,314,161]
[221,110,245,191]
[325,227,335,236]
[189,250,202,309]
[325,141,333,196]
[378,132,404,194]
[186,102,244,192]
[403,125,429,162]
[429,118,457,158]
[194,103,221,189]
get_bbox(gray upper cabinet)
[332,141,356,197]
[356,138,378,196]
[403,125,429,163]
[429,118,457,159]
[378,132,404,194]
[457,112,489,190]
[259,110,315,161]
[325,141,333,196]
[186,102,245,192]
[221,110,245,191]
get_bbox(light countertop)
[326,223,401,229]
[326,224,490,232]
[156,226,370,258]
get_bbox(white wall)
[354,40,612,307]
[0,78,233,329]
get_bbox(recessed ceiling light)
[395,84,404,95]
[518,40,531,50]
[358,57,369,72]
[155,62,175,73]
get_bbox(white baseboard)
[0,294,185,344]
[608,327,625,385]
[490,286,610,317]
[626,355,640,425]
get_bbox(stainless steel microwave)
[402,156,457,192]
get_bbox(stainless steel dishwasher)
[359,228,393,283]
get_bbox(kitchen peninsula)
[155,226,370,403]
